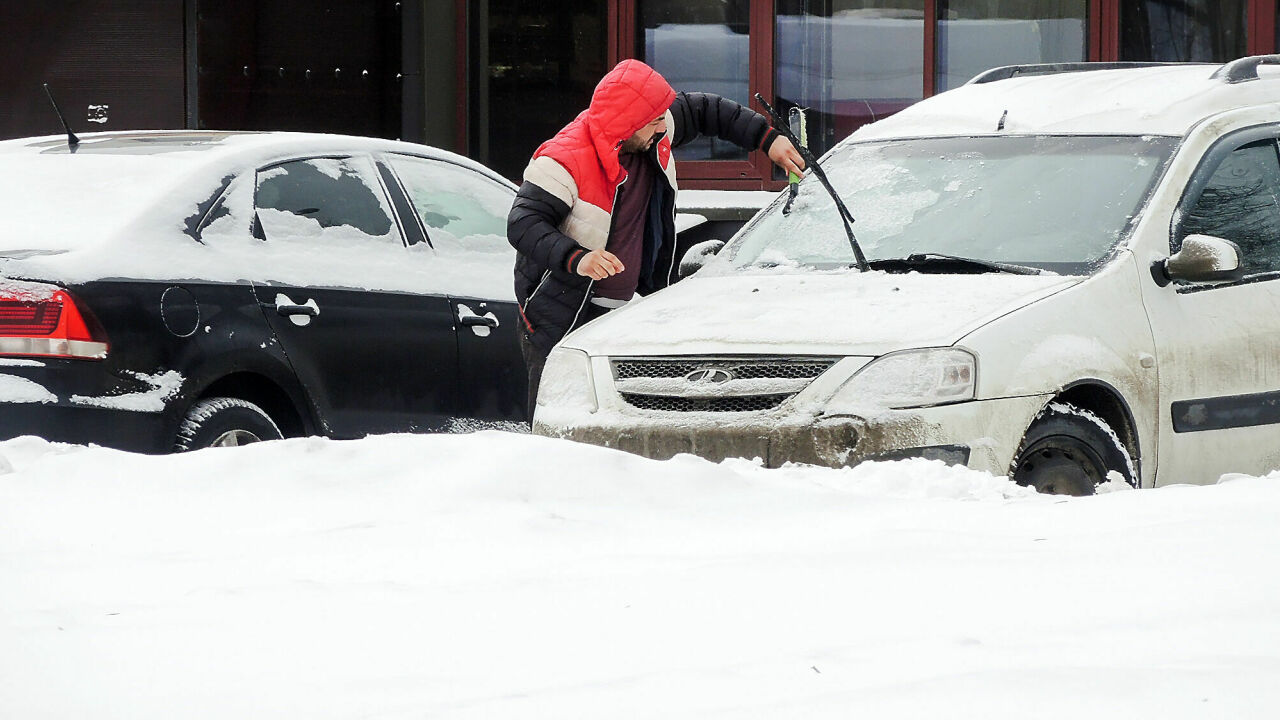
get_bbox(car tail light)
[0,289,108,360]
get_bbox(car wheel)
[174,397,283,451]
[1011,402,1134,496]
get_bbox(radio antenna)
[42,83,80,152]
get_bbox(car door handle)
[460,315,498,328]
[277,304,319,317]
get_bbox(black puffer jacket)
[508,91,778,354]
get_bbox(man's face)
[620,115,667,153]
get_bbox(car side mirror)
[679,239,725,278]
[1152,234,1243,287]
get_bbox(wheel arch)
[1042,379,1142,484]
[189,371,311,438]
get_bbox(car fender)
[159,338,317,441]
[958,251,1160,486]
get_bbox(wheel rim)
[208,429,263,448]
[1015,436,1107,496]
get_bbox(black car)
[0,130,526,451]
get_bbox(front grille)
[612,356,838,413]
[612,357,836,380]
[622,393,791,413]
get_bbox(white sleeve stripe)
[523,156,577,208]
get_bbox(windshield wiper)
[754,94,870,272]
[867,253,1045,275]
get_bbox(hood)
[538,60,675,183]
[585,59,675,148]
[561,270,1080,356]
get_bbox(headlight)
[537,347,598,413]
[826,348,975,411]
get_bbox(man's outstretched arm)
[668,91,805,177]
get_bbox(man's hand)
[576,248,625,281]
[767,135,806,178]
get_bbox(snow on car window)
[305,158,344,180]
[255,156,399,246]
[0,141,515,301]
[721,135,1178,275]
[196,159,515,300]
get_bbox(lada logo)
[684,367,734,384]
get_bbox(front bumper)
[535,394,1051,475]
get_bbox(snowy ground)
[2,431,1278,719]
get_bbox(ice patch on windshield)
[725,136,1175,274]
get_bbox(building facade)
[456,0,1279,189]
[2,2,1276,190]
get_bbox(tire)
[174,397,283,452]
[1011,402,1135,496]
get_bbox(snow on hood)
[562,270,1078,356]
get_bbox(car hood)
[562,270,1080,356]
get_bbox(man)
[507,59,805,415]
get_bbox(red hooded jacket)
[523,59,678,259]
[508,60,777,354]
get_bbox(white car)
[533,56,1280,495]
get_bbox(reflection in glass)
[387,156,518,300]
[1182,140,1280,275]
[640,0,751,160]
[469,0,607,180]
[775,1,924,161]
[936,1,1086,92]
[388,156,512,250]
[1120,0,1245,62]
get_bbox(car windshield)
[720,135,1178,276]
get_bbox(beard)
[620,131,664,154]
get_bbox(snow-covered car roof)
[852,60,1280,142]
[0,129,500,176]
[0,130,515,290]
[0,132,507,245]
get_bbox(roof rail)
[1210,55,1280,83]
[967,62,1191,85]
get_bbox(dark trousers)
[519,325,547,424]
